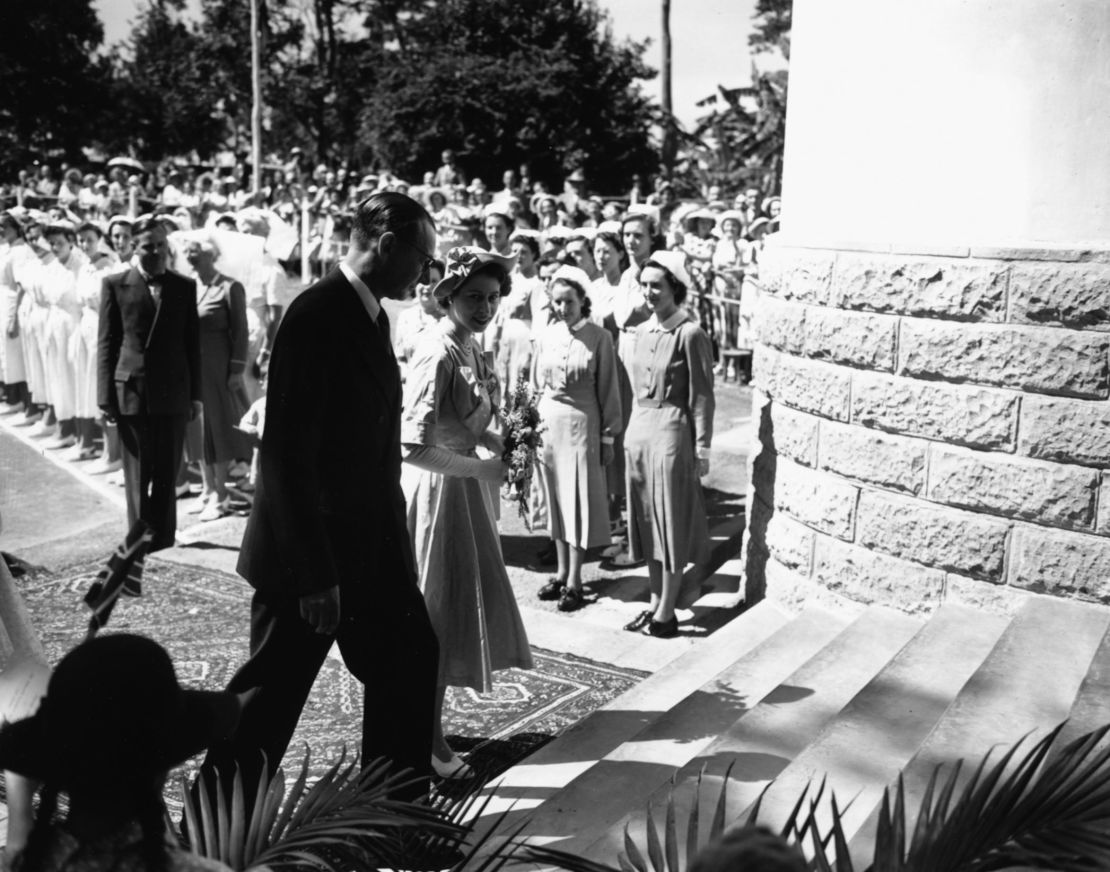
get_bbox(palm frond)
[181,748,469,871]
[864,723,1110,872]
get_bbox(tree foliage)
[104,0,229,160]
[359,0,658,190]
[0,0,111,171]
[749,0,792,56]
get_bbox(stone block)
[818,421,927,496]
[812,535,945,614]
[850,371,1017,450]
[803,307,897,371]
[927,445,1099,530]
[1100,472,1110,537]
[763,557,818,611]
[1009,262,1110,331]
[776,249,836,305]
[1018,396,1110,467]
[898,320,1110,399]
[770,403,820,467]
[831,253,1007,321]
[766,512,815,575]
[943,573,1032,617]
[774,459,859,541]
[755,349,852,421]
[754,296,807,355]
[855,490,1010,580]
[1009,524,1110,602]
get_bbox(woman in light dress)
[39,221,88,450]
[0,210,34,414]
[532,266,621,611]
[402,246,532,780]
[623,251,715,639]
[69,222,118,460]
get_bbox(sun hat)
[748,217,771,238]
[682,207,719,228]
[0,633,240,791]
[717,209,746,227]
[644,249,692,289]
[432,246,518,302]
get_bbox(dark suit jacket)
[237,269,417,598]
[97,267,201,416]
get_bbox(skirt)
[407,466,532,692]
[624,404,710,573]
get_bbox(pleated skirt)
[624,404,710,573]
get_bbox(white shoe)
[186,493,213,514]
[87,457,122,475]
[0,402,25,416]
[106,470,125,487]
[197,496,230,522]
[43,434,77,450]
[27,421,57,438]
[430,751,474,780]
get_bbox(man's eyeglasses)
[398,237,435,273]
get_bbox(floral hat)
[432,245,518,302]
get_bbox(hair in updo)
[439,261,513,309]
[551,277,592,319]
[640,259,688,305]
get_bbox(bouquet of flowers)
[500,373,543,530]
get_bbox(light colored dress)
[402,322,533,692]
[0,240,33,385]
[42,249,87,420]
[625,309,715,572]
[71,253,118,418]
[16,249,53,403]
[533,318,622,549]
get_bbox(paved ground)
[0,382,753,673]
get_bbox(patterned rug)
[14,558,647,798]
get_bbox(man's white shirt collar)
[338,261,382,322]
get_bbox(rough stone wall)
[744,242,1110,614]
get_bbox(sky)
[93,0,756,129]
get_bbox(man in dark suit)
[204,193,440,801]
[97,217,201,552]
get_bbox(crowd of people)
[0,157,781,849]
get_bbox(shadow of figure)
[742,396,776,605]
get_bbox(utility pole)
[250,0,263,194]
[661,0,677,174]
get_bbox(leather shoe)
[537,577,564,601]
[558,587,585,612]
[623,610,653,633]
[643,616,679,638]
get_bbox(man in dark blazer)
[98,217,201,552]
[203,193,441,802]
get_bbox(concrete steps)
[741,604,1009,842]
[498,605,852,854]
[470,600,795,836]
[490,592,1110,868]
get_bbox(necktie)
[377,310,395,358]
